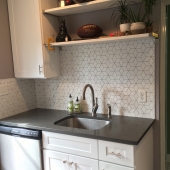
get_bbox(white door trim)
[160,1,170,170]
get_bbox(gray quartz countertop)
[0,108,154,145]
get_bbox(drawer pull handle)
[109,152,124,158]
[63,160,67,164]
[69,162,75,165]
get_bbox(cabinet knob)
[69,162,74,165]
[63,160,67,164]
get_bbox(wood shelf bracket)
[47,37,55,51]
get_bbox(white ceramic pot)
[130,22,146,35]
[120,23,131,32]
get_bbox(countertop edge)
[0,119,155,145]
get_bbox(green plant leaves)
[110,0,130,25]
[111,0,156,26]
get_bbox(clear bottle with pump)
[67,94,74,113]
[74,97,81,113]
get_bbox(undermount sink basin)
[54,116,111,130]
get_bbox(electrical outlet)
[138,90,147,103]
[0,84,8,96]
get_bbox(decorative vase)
[56,20,71,42]
[130,22,146,35]
[120,23,131,33]
[146,25,153,33]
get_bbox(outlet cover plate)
[138,90,147,103]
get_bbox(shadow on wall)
[102,88,129,116]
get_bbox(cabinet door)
[43,150,69,170]
[99,161,134,170]
[69,154,99,170]
[7,0,44,78]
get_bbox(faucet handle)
[107,104,111,118]
[92,98,98,116]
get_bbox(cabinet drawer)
[42,131,98,159]
[98,140,134,167]
[99,161,134,170]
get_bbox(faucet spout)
[82,84,97,116]
[82,84,95,107]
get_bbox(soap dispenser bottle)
[74,97,81,113]
[67,94,74,113]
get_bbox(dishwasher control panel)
[0,125,41,140]
[11,128,39,137]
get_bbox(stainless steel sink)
[54,116,111,130]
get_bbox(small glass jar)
[60,0,65,7]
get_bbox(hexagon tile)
[0,78,36,119]
[35,39,155,119]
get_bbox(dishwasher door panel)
[0,134,43,170]
[0,134,16,170]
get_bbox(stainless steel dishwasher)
[0,125,43,170]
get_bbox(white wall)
[0,0,14,79]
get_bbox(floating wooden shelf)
[49,33,156,47]
[44,0,140,17]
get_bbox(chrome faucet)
[82,84,98,116]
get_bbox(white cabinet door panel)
[7,0,44,78]
[69,154,99,170]
[99,161,134,170]
[43,150,69,170]
[42,131,98,159]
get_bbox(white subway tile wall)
[35,39,155,118]
[0,78,36,119]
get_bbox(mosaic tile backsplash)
[0,78,36,119]
[35,38,155,119]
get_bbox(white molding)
[160,1,170,170]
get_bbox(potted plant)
[111,0,131,33]
[142,0,158,33]
[123,3,147,35]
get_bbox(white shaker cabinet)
[7,0,60,78]
[42,128,153,170]
[43,150,98,170]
